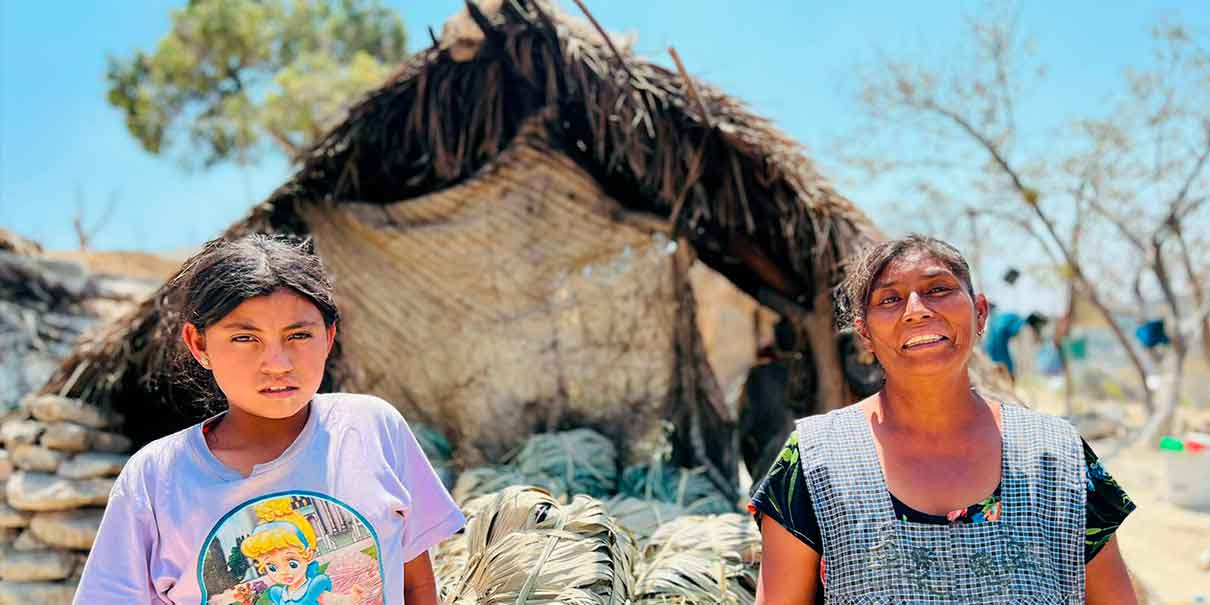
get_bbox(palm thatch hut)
[39,0,880,491]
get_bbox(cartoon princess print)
[240,498,365,605]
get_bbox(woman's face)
[857,251,987,379]
[183,288,336,419]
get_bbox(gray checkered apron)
[795,401,1085,604]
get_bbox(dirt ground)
[1105,444,1210,603]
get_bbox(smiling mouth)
[259,385,298,396]
[901,334,949,350]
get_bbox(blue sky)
[1,1,1205,273]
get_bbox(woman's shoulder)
[1000,401,1081,439]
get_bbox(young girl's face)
[184,288,336,419]
[261,546,313,590]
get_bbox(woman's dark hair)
[838,234,975,328]
[175,234,340,331]
[167,233,340,411]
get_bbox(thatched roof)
[42,0,879,446]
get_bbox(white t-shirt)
[74,393,465,605]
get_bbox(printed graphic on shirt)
[199,491,385,605]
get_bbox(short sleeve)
[748,431,821,553]
[392,413,466,562]
[71,457,160,605]
[1082,439,1136,563]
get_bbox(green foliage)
[106,0,407,167]
[226,536,250,581]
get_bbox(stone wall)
[0,395,131,604]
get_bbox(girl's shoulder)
[111,424,198,495]
[311,392,414,439]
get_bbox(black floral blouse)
[749,431,1135,563]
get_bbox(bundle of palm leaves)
[451,467,567,505]
[603,496,686,546]
[618,460,735,514]
[631,514,761,604]
[514,429,618,498]
[438,486,636,604]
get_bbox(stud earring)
[199,356,211,369]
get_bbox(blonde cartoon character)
[241,498,363,605]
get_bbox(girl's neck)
[875,367,984,435]
[205,401,312,471]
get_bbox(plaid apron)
[795,400,1085,604]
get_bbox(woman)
[751,235,1136,603]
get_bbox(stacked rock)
[0,394,130,605]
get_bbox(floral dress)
[749,431,1135,564]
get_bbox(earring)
[199,356,211,369]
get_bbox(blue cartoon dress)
[266,561,333,605]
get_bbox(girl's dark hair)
[838,234,975,328]
[167,234,340,411]
[175,234,340,331]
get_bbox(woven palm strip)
[632,513,761,605]
[440,485,635,604]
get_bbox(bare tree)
[1074,21,1210,441]
[850,4,1160,415]
[72,188,119,251]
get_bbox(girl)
[751,235,1136,604]
[74,234,464,605]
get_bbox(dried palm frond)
[619,461,735,514]
[451,467,567,505]
[441,486,636,605]
[604,496,686,546]
[514,429,618,498]
[632,514,761,605]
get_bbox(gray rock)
[19,355,60,396]
[0,580,78,605]
[6,472,113,512]
[40,422,90,452]
[90,431,132,453]
[0,449,12,481]
[25,395,110,430]
[10,445,65,473]
[0,547,76,581]
[57,453,129,480]
[0,420,46,448]
[12,529,48,551]
[0,503,31,528]
[30,510,102,551]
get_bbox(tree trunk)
[1173,227,1210,365]
[804,253,849,412]
[1135,242,1187,446]
[1076,277,1156,414]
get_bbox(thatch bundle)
[632,514,761,604]
[619,462,735,515]
[515,428,618,498]
[603,496,686,545]
[438,486,635,604]
[434,488,763,605]
[452,466,567,505]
